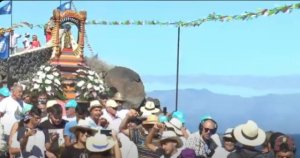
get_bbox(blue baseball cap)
[22,103,33,114]
[65,99,78,108]
[0,86,10,97]
[172,111,185,123]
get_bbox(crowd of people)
[0,83,297,158]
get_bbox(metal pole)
[175,27,180,111]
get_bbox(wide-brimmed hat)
[112,92,125,102]
[70,119,97,134]
[89,100,102,111]
[106,99,118,108]
[25,33,30,37]
[233,120,266,147]
[86,133,115,152]
[65,99,78,108]
[160,131,183,148]
[46,100,58,108]
[223,128,234,139]
[165,118,183,136]
[0,86,10,97]
[140,101,160,114]
[172,111,185,123]
[142,114,159,125]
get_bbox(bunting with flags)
[57,1,71,11]
[0,1,12,15]
[0,34,10,59]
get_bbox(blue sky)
[2,1,300,97]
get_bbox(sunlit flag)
[57,1,71,11]
[0,35,9,59]
[0,1,12,15]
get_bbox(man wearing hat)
[85,100,103,129]
[228,120,266,158]
[63,99,77,122]
[120,112,162,158]
[146,125,183,158]
[22,33,31,49]
[101,99,123,132]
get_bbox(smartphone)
[163,107,167,115]
[100,129,112,136]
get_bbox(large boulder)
[104,66,145,108]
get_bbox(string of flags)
[3,2,300,29]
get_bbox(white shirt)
[23,37,31,49]
[101,109,122,133]
[10,33,21,48]
[11,129,46,158]
[0,96,23,135]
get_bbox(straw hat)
[46,100,58,108]
[106,99,118,108]
[160,131,183,148]
[70,119,97,134]
[165,118,183,136]
[89,100,102,111]
[112,92,125,102]
[86,133,115,152]
[140,101,160,114]
[142,114,159,125]
[233,120,266,147]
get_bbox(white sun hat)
[140,101,160,114]
[106,99,118,108]
[89,100,102,111]
[160,131,183,148]
[223,128,234,138]
[70,119,97,134]
[164,118,183,136]
[86,133,115,152]
[233,120,266,147]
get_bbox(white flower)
[88,70,95,75]
[77,80,85,87]
[37,71,43,76]
[40,65,45,70]
[39,73,46,79]
[53,72,59,77]
[54,79,60,85]
[33,84,40,89]
[44,66,51,72]
[94,85,100,91]
[45,79,52,84]
[94,79,99,84]
[46,86,52,92]
[87,83,92,89]
[87,75,94,81]
[36,78,43,83]
[47,74,54,80]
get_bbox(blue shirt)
[63,120,78,143]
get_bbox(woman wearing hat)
[86,131,121,158]
[61,119,97,158]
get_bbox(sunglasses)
[78,128,93,136]
[204,127,216,134]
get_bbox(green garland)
[8,2,300,29]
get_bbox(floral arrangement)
[75,67,107,100]
[27,64,65,99]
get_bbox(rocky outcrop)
[0,47,52,85]
[104,66,145,108]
